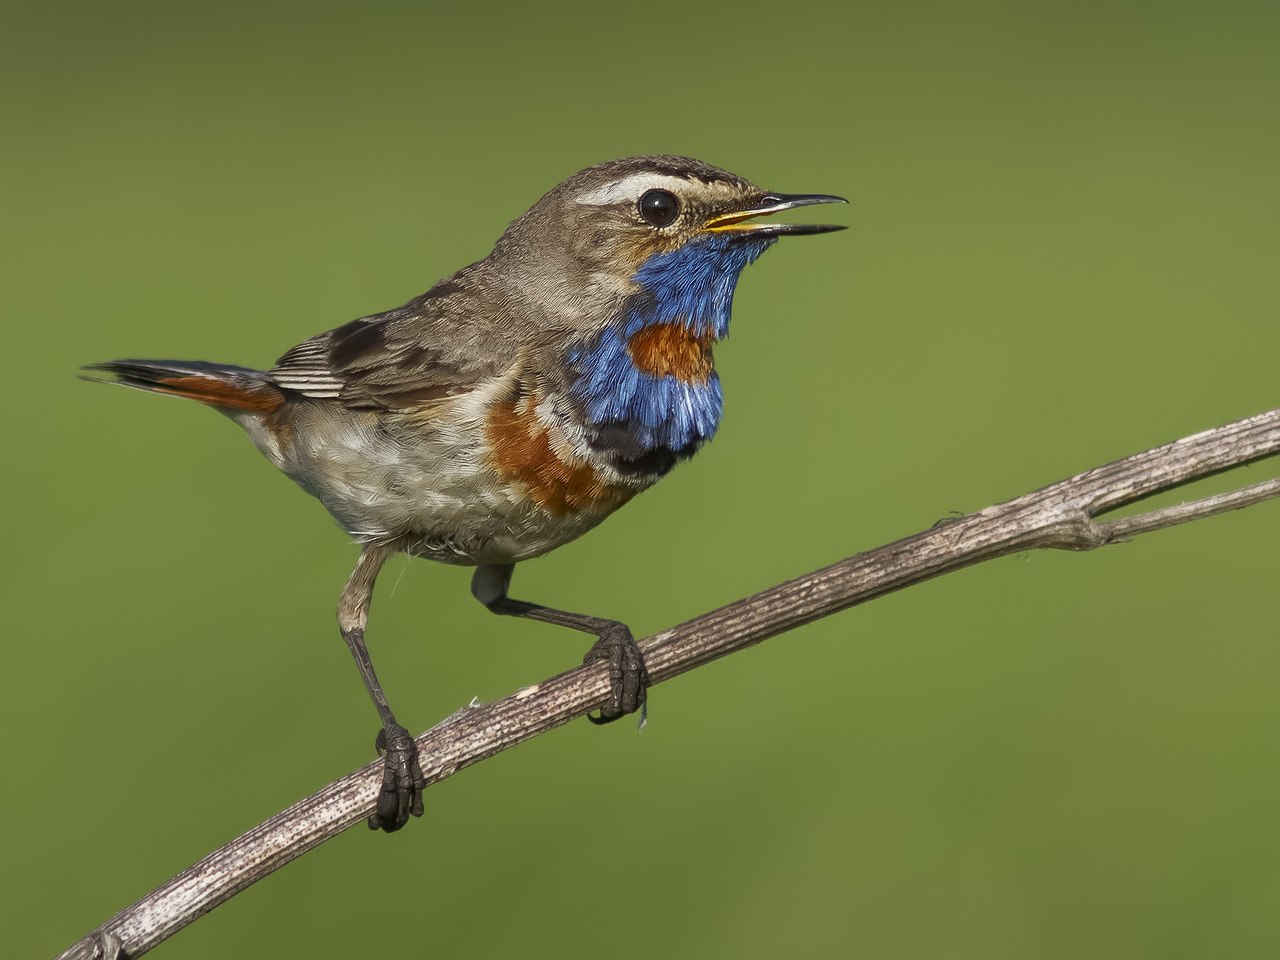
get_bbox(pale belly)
[238,397,638,566]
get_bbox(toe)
[367,724,425,832]
[584,626,649,724]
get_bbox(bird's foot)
[583,624,649,727]
[369,722,425,832]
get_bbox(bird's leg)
[471,563,648,725]
[338,544,425,831]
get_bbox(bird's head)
[492,155,846,339]
[482,156,845,471]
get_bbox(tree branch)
[57,406,1280,960]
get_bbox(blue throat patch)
[569,233,774,458]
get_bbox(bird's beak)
[703,192,848,237]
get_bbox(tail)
[81,359,287,414]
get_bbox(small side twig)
[57,405,1280,960]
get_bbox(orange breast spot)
[487,397,632,516]
[626,323,714,382]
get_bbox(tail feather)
[81,359,286,413]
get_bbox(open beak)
[704,192,848,237]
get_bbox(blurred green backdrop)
[5,1,1280,956]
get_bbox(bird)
[83,155,846,833]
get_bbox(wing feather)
[270,278,521,410]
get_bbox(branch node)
[60,929,122,960]
[1036,510,1111,551]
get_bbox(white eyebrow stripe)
[576,173,691,206]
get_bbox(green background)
[5,1,1279,956]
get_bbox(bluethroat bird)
[84,156,846,832]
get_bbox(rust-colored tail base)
[81,359,286,413]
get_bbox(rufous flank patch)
[487,399,633,516]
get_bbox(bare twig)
[56,406,1280,960]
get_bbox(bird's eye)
[638,189,680,228]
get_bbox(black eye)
[638,189,680,228]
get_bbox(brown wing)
[270,280,521,411]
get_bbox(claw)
[368,722,426,832]
[583,625,649,725]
